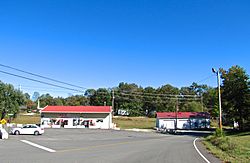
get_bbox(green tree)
[221,65,250,131]
[53,97,64,106]
[115,83,144,116]
[0,81,25,119]
[65,95,89,106]
[84,89,96,97]
[181,101,203,112]
[203,87,219,118]
[90,88,112,106]
[26,99,36,112]
[24,93,30,100]
[31,91,40,101]
[39,93,54,107]
[156,84,179,112]
[142,87,157,116]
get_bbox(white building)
[156,112,210,130]
[41,106,112,129]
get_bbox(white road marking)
[193,138,210,163]
[20,140,56,153]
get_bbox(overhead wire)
[196,74,215,85]
[115,96,201,103]
[118,92,200,98]
[117,90,199,97]
[20,87,80,93]
[95,90,200,98]
[95,91,201,101]
[0,70,85,93]
[18,85,80,92]
[0,63,87,90]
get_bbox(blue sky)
[0,0,250,97]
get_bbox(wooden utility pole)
[175,98,179,130]
[212,68,222,130]
[112,89,115,115]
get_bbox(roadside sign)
[0,119,7,124]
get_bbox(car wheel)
[34,131,39,136]
[14,130,20,135]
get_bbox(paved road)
[0,129,220,163]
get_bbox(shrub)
[207,135,236,152]
[214,128,225,137]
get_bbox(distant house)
[156,112,210,130]
[41,106,113,129]
[117,109,130,116]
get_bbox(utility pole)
[201,96,204,112]
[112,89,115,115]
[175,98,179,130]
[212,68,222,130]
[217,71,222,130]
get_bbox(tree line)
[0,65,249,130]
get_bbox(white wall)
[157,118,210,130]
[158,119,175,129]
[41,113,112,129]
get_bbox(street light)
[212,68,222,130]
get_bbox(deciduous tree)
[0,81,25,119]
[221,65,250,130]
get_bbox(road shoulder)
[195,138,221,163]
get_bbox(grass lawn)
[11,114,41,124]
[113,116,156,129]
[203,131,250,163]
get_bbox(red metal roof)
[41,106,112,113]
[156,112,210,119]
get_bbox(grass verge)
[203,131,250,163]
[113,116,156,129]
[11,114,40,124]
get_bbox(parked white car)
[11,124,44,135]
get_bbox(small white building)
[41,106,112,129]
[156,112,210,130]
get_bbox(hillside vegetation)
[203,131,250,163]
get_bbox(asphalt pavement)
[0,129,221,163]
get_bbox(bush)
[214,128,225,137]
[206,134,236,152]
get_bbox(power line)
[18,85,80,91]
[20,87,80,93]
[196,74,215,84]
[118,93,201,99]
[95,91,201,100]
[115,96,201,103]
[95,90,200,97]
[118,92,200,98]
[0,70,85,93]
[0,63,87,90]
[117,95,201,101]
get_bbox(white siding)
[158,119,175,129]
[157,118,210,129]
[41,113,112,129]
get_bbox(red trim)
[41,106,112,113]
[156,112,210,119]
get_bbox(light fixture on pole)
[212,68,222,130]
